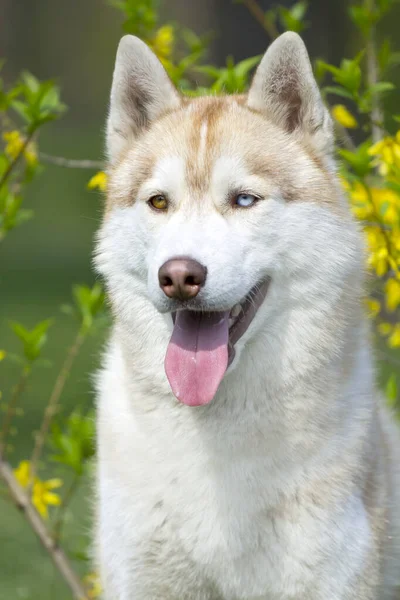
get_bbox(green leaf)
[348,5,378,36]
[278,1,309,33]
[50,408,95,474]
[386,374,397,407]
[378,39,392,73]
[72,282,105,333]
[9,319,53,362]
[338,141,372,178]
[323,86,354,100]
[368,81,395,95]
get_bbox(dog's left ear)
[247,32,333,156]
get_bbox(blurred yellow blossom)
[378,322,393,336]
[331,105,358,129]
[84,573,103,598]
[385,278,400,312]
[365,298,381,318]
[3,130,38,166]
[364,226,389,276]
[344,181,373,220]
[88,171,107,192]
[388,324,400,348]
[14,460,62,519]
[368,131,400,176]
[149,25,174,61]
[0,350,5,361]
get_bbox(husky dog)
[95,31,400,599]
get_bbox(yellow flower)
[3,130,24,159]
[88,171,107,192]
[364,226,389,276]
[24,145,38,167]
[388,324,400,348]
[368,132,400,176]
[84,573,103,599]
[385,278,400,312]
[14,460,62,519]
[365,298,381,318]
[0,350,5,361]
[345,181,373,220]
[149,25,174,61]
[3,130,38,166]
[32,478,62,519]
[331,105,358,129]
[378,322,393,336]
[14,460,31,487]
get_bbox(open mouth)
[165,279,270,407]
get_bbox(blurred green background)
[1,0,400,598]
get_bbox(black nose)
[158,257,207,301]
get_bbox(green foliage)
[0,184,33,238]
[338,142,373,178]
[386,373,398,407]
[276,0,309,33]
[10,319,52,364]
[50,409,95,476]
[107,0,159,38]
[11,72,66,132]
[195,55,261,94]
[0,69,65,241]
[61,282,107,335]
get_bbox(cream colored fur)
[94,32,400,599]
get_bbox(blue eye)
[234,193,258,208]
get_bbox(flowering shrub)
[1,0,400,598]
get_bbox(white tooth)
[231,304,242,318]
[229,318,235,328]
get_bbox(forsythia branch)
[0,460,89,600]
[0,368,30,459]
[29,330,86,489]
[53,472,81,544]
[365,0,383,144]
[0,131,35,189]
[241,0,279,40]
[39,153,104,170]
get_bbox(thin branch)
[0,131,35,190]
[0,367,30,459]
[39,153,104,170]
[365,0,383,144]
[0,460,88,600]
[53,473,81,544]
[241,0,279,40]
[29,331,86,488]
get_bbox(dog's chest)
[133,431,321,599]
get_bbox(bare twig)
[39,153,104,170]
[0,131,35,190]
[29,331,86,488]
[241,0,279,40]
[53,473,81,544]
[0,460,88,599]
[365,0,383,144]
[0,367,30,459]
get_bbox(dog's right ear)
[107,35,181,164]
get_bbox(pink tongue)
[165,311,229,406]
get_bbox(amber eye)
[148,194,168,211]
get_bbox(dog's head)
[95,32,363,407]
